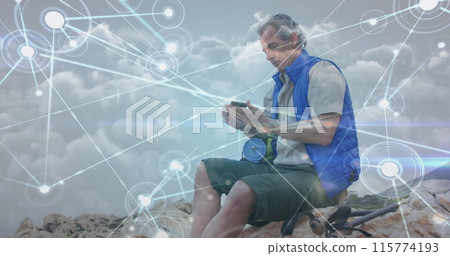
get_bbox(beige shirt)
[263,61,346,166]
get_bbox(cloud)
[344,60,386,108]
[1,2,449,238]
[362,43,416,73]
[229,40,271,88]
[187,35,232,70]
[242,11,270,42]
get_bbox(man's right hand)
[222,104,250,132]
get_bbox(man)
[191,13,360,238]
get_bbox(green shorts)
[202,158,339,224]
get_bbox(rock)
[13,180,450,238]
[54,222,78,235]
[71,231,96,238]
[37,230,55,238]
[43,214,71,233]
[175,199,193,214]
[240,179,450,238]
[436,191,450,211]
[14,218,39,238]
[16,218,33,234]
[13,199,193,238]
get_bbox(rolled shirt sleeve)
[307,61,346,116]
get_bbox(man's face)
[260,25,300,72]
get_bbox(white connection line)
[249,0,348,94]
[253,149,346,238]
[106,202,163,238]
[396,175,450,226]
[0,175,39,188]
[151,136,247,201]
[113,0,166,43]
[61,0,222,106]
[66,12,165,21]
[59,0,146,55]
[308,4,418,40]
[303,11,426,210]
[16,1,29,45]
[247,7,409,95]
[107,204,141,238]
[0,57,23,86]
[150,146,199,198]
[354,11,425,121]
[30,58,160,227]
[44,29,56,185]
[392,180,411,238]
[105,0,224,106]
[389,47,441,99]
[0,142,41,186]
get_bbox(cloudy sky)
[0,0,449,237]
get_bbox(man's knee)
[194,162,218,197]
[223,180,256,214]
[194,162,209,186]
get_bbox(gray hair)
[257,13,307,49]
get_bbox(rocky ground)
[14,199,192,238]
[13,179,450,238]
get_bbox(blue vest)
[272,50,360,199]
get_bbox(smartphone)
[230,101,247,107]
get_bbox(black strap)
[281,211,314,236]
[280,205,375,237]
[325,205,373,238]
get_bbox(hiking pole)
[325,203,400,237]
[349,203,399,228]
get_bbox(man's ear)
[289,32,299,48]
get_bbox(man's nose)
[265,50,273,60]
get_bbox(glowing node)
[380,161,400,178]
[433,213,446,224]
[69,40,78,48]
[15,0,22,3]
[438,42,446,49]
[368,18,377,26]
[138,194,152,207]
[163,7,174,18]
[379,99,390,109]
[129,225,135,232]
[169,160,184,171]
[393,112,400,117]
[418,0,439,11]
[393,49,399,56]
[39,185,50,194]
[224,179,231,186]
[157,62,168,71]
[207,194,213,200]
[155,230,169,238]
[35,90,43,97]
[165,42,178,54]
[188,217,193,223]
[20,45,35,58]
[44,11,66,29]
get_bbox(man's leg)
[201,180,256,237]
[190,161,221,237]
